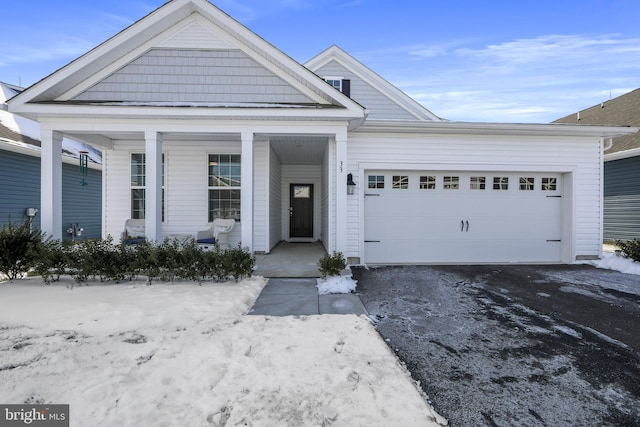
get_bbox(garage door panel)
[364,171,564,264]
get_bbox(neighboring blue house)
[554,88,640,242]
[1,82,102,240]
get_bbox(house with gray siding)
[554,88,640,242]
[1,83,102,240]
[7,0,635,264]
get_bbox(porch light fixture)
[347,173,356,195]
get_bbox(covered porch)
[37,122,350,257]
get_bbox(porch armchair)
[196,218,236,249]
[122,219,146,244]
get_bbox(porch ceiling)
[269,135,328,165]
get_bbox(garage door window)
[420,176,436,189]
[542,177,557,191]
[470,176,486,190]
[493,177,509,190]
[443,176,459,190]
[393,175,409,189]
[368,175,385,189]
[520,177,535,191]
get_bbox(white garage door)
[364,171,564,264]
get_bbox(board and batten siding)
[74,49,313,105]
[0,148,102,240]
[104,139,245,245]
[313,60,417,121]
[604,156,640,240]
[253,140,268,252]
[269,145,283,251]
[321,143,330,251]
[346,133,603,261]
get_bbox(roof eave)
[355,120,639,138]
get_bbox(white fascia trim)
[38,117,351,136]
[15,103,363,121]
[605,147,640,162]
[355,120,639,138]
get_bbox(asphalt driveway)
[352,264,640,427]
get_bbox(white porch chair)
[196,218,236,250]
[122,219,146,244]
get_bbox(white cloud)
[0,39,94,67]
[382,34,640,122]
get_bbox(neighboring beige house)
[8,0,635,264]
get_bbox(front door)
[290,184,314,238]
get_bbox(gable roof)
[9,0,365,124]
[305,45,441,122]
[553,88,640,157]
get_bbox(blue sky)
[3,0,640,123]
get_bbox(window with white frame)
[392,175,409,189]
[519,177,535,191]
[542,177,558,191]
[443,176,459,190]
[208,154,241,221]
[493,176,509,190]
[420,176,436,189]
[325,78,342,92]
[470,176,486,190]
[368,175,385,189]
[130,153,164,220]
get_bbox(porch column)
[40,129,63,240]
[241,132,254,251]
[145,131,163,242]
[335,130,348,254]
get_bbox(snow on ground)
[0,276,446,427]
[583,245,640,276]
[316,275,358,295]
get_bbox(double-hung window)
[130,153,164,220]
[208,154,241,221]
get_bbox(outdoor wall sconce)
[347,173,356,195]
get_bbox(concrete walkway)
[254,242,326,278]
[248,278,368,316]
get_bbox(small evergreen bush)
[318,251,347,278]
[615,239,640,262]
[0,218,44,280]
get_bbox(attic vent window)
[326,79,342,92]
[324,77,351,98]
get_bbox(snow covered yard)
[0,276,446,427]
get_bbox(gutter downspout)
[603,137,613,152]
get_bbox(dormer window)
[324,76,351,97]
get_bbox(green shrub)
[0,217,44,280]
[223,245,256,282]
[318,251,347,278]
[24,235,256,285]
[30,238,65,284]
[615,239,640,262]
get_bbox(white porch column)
[335,130,348,254]
[145,131,163,242]
[40,129,63,240]
[241,132,254,251]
